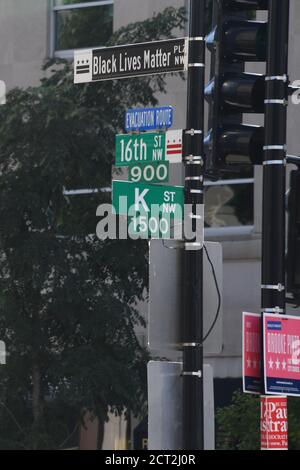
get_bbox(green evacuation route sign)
[112,180,184,238]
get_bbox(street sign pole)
[183,0,205,450]
[261,0,290,450]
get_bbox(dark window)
[53,1,113,52]
[205,169,254,229]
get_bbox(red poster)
[261,396,288,450]
[263,313,300,396]
[243,312,261,394]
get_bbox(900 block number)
[129,162,169,183]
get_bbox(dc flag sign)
[74,38,188,84]
[263,313,300,397]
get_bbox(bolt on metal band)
[261,284,285,292]
[185,129,203,135]
[181,371,202,378]
[188,63,205,68]
[264,99,287,105]
[189,36,205,41]
[261,307,285,314]
[265,75,288,82]
[263,160,286,166]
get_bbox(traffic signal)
[287,170,300,302]
[205,0,268,175]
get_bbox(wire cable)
[161,235,221,343]
[202,244,221,342]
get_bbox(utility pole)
[261,0,290,448]
[183,0,205,450]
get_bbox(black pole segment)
[262,0,289,315]
[260,1,289,449]
[183,0,206,450]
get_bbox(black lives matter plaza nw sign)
[74,38,188,84]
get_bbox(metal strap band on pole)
[261,284,285,292]
[185,129,203,135]
[263,159,286,165]
[263,145,286,150]
[185,242,203,249]
[188,63,205,68]
[264,99,287,105]
[184,155,203,162]
[189,37,205,42]
[185,157,203,165]
[185,176,203,181]
[186,162,203,166]
[190,189,203,194]
[182,371,202,378]
[261,307,285,314]
[265,75,288,82]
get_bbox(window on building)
[204,168,254,236]
[52,0,114,58]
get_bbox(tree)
[216,391,300,450]
[216,392,260,450]
[0,7,186,449]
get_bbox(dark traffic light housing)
[205,0,268,176]
[223,0,268,9]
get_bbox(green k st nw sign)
[112,180,183,220]
[112,180,184,238]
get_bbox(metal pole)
[183,0,205,450]
[261,0,290,448]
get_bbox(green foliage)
[216,392,261,450]
[285,398,300,449]
[216,391,300,450]
[0,7,186,449]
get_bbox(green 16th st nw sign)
[115,130,183,167]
